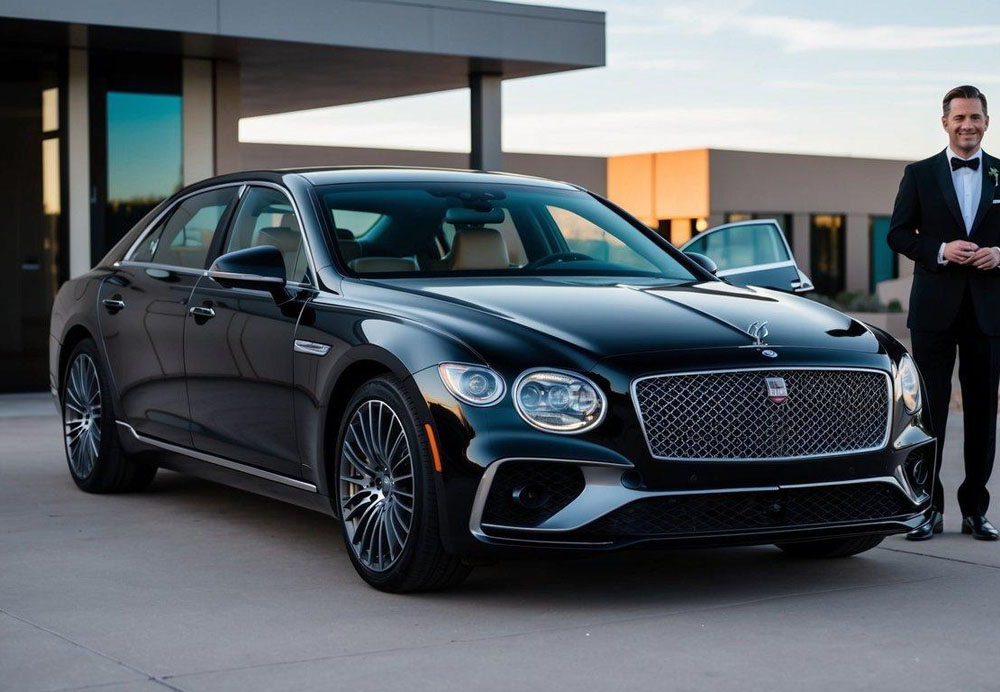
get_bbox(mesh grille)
[633,369,890,460]
[481,462,585,528]
[584,483,912,537]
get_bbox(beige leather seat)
[255,226,302,275]
[449,228,509,270]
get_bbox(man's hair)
[943,85,988,117]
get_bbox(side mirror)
[209,245,288,301]
[685,251,718,276]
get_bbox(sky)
[239,0,1000,161]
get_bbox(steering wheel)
[523,252,594,270]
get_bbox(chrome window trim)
[120,180,319,290]
[469,456,923,542]
[114,260,207,276]
[116,421,318,492]
[716,259,796,278]
[630,366,894,462]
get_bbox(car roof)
[192,166,584,191]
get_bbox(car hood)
[344,277,881,366]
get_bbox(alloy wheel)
[339,399,415,572]
[64,353,102,479]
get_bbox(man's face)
[942,97,989,155]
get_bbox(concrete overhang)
[0,0,605,116]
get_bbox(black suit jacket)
[888,149,1000,334]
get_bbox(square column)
[470,73,502,171]
[845,213,870,293]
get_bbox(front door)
[98,185,239,445]
[184,186,313,478]
[681,219,813,293]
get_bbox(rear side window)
[138,187,237,268]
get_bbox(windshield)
[318,182,696,281]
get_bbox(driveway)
[1,393,997,692]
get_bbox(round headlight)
[438,363,505,406]
[513,369,607,434]
[895,353,922,414]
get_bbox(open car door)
[680,219,813,293]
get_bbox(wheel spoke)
[338,396,416,572]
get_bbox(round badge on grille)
[761,349,778,358]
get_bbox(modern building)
[0,0,605,391]
[244,142,913,301]
[606,149,909,299]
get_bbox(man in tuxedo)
[888,85,1000,541]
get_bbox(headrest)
[256,227,300,254]
[334,227,355,240]
[349,257,418,273]
[278,213,299,230]
[449,228,509,270]
[339,239,363,263]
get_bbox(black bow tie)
[952,156,981,171]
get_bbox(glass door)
[89,54,182,262]
[0,49,66,391]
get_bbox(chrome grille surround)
[631,367,893,462]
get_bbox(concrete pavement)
[1,393,998,692]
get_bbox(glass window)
[105,92,183,250]
[547,206,659,273]
[870,215,897,292]
[330,210,382,239]
[810,214,846,296]
[149,188,237,268]
[318,182,696,281]
[684,222,790,272]
[226,187,309,283]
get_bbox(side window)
[546,205,658,272]
[226,187,309,284]
[689,223,790,272]
[148,188,237,268]
[131,216,168,263]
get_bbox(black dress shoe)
[961,515,999,541]
[906,510,944,541]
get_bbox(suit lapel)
[935,149,967,233]
[970,151,997,236]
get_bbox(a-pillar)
[470,73,502,171]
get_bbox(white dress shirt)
[938,147,984,263]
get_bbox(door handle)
[102,298,126,314]
[189,306,216,320]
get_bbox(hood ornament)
[747,320,769,346]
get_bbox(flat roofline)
[0,0,605,69]
[609,147,910,164]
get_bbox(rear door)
[98,185,240,445]
[183,185,314,478]
[681,219,813,293]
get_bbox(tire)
[775,534,885,558]
[335,375,471,592]
[61,338,157,493]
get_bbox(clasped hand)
[943,240,1000,269]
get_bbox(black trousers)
[910,289,1000,517]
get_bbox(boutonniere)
[991,167,1000,186]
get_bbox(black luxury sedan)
[50,167,935,591]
